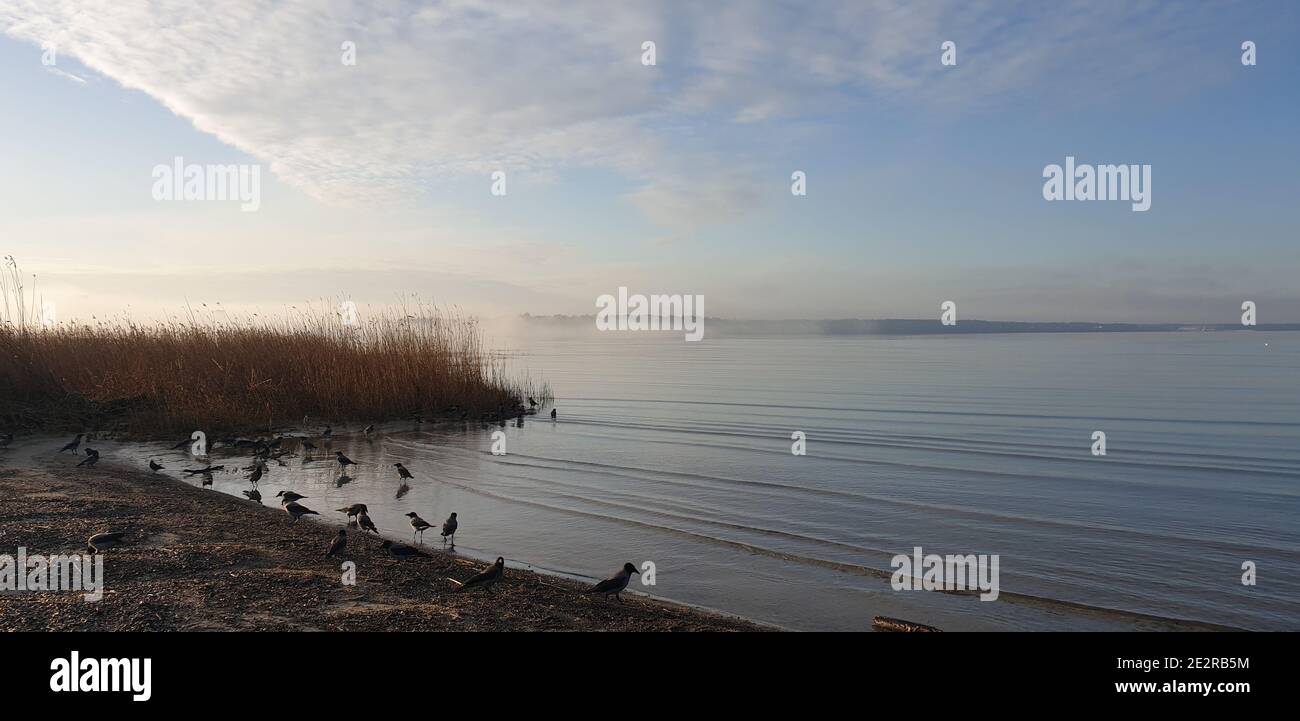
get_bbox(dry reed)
[0,257,547,437]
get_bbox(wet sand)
[0,458,764,632]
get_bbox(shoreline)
[1,436,1257,632]
[0,456,765,632]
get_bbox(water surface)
[45,331,1300,630]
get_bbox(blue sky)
[1,1,1297,323]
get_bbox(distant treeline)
[519,314,1300,336]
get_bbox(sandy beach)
[0,456,763,632]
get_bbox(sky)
[0,0,1297,324]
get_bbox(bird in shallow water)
[357,512,379,535]
[149,459,163,472]
[528,397,537,407]
[550,408,557,420]
[284,501,319,524]
[334,450,356,473]
[393,462,413,480]
[326,530,347,557]
[77,448,99,467]
[243,488,262,503]
[380,540,426,558]
[450,557,505,592]
[200,472,213,488]
[589,562,640,602]
[276,490,307,504]
[363,424,374,437]
[336,503,368,521]
[300,439,317,452]
[321,426,332,442]
[406,512,433,544]
[441,512,458,548]
[247,464,264,486]
[87,532,127,554]
[183,465,224,475]
[58,434,84,454]
[169,437,192,450]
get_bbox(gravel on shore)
[0,458,764,632]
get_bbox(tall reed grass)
[0,258,547,437]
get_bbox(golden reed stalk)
[0,258,547,437]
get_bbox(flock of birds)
[50,403,646,602]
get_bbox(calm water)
[65,332,1300,630]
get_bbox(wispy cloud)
[0,0,1239,227]
[42,65,86,84]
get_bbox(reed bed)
[0,257,547,437]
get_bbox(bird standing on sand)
[394,462,413,480]
[336,503,368,521]
[335,450,356,474]
[59,434,84,454]
[550,408,557,420]
[87,532,126,554]
[149,460,163,472]
[276,490,307,504]
[451,557,505,592]
[441,512,458,547]
[380,540,426,558]
[589,563,640,602]
[77,448,99,467]
[327,530,347,557]
[357,512,379,535]
[243,488,262,503]
[406,512,433,544]
[284,501,319,524]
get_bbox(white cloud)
[43,65,87,84]
[0,0,1238,227]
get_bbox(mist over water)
[103,331,1300,630]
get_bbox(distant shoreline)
[518,315,1300,336]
